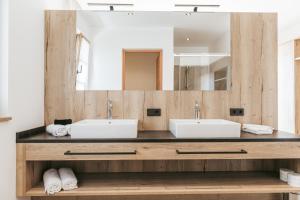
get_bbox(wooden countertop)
[16,126,300,143]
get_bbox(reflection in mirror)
[75,11,231,91]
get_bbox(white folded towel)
[43,169,62,195]
[58,168,78,191]
[242,124,274,134]
[46,124,68,137]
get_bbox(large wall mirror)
[75,11,231,91]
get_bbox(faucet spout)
[194,101,200,120]
[107,99,113,120]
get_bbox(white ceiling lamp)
[174,3,221,12]
[85,1,134,11]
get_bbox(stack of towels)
[280,169,300,200]
[242,124,274,135]
[280,168,300,187]
[43,168,78,195]
[46,124,70,137]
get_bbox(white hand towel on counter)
[290,193,300,200]
[242,124,274,134]
[43,169,62,195]
[58,168,78,191]
[46,124,68,137]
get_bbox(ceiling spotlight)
[186,37,190,41]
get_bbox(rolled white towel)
[43,169,62,195]
[58,168,78,191]
[46,124,68,137]
[242,124,274,134]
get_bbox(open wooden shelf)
[26,172,300,196]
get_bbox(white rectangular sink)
[169,119,241,138]
[69,119,138,139]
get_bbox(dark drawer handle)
[64,150,137,156]
[176,149,247,155]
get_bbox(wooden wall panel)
[108,91,124,119]
[202,91,229,119]
[123,91,145,130]
[295,40,300,134]
[44,11,77,125]
[143,91,167,130]
[230,13,277,127]
[261,14,278,128]
[82,91,107,119]
[235,13,263,124]
[179,91,202,119]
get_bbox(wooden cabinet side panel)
[16,144,26,197]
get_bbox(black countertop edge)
[16,126,46,140]
[16,126,300,143]
[16,138,300,143]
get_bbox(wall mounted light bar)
[175,4,220,12]
[174,4,221,8]
[87,2,134,11]
[87,3,134,6]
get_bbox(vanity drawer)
[25,142,300,161]
[25,143,141,161]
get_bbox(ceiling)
[78,11,230,47]
[75,0,300,32]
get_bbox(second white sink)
[169,119,241,138]
[69,119,138,139]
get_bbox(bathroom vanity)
[16,128,300,198]
[15,9,286,200]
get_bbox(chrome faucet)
[194,101,200,120]
[107,99,113,120]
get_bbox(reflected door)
[122,49,162,90]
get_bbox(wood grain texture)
[16,144,26,197]
[47,159,277,173]
[83,91,107,119]
[33,194,283,200]
[230,13,277,127]
[25,142,300,161]
[295,39,300,134]
[143,91,167,130]
[123,91,145,130]
[44,11,77,125]
[27,172,297,196]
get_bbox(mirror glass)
[75,11,231,91]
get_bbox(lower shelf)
[27,172,300,196]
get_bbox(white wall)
[0,0,9,116]
[278,41,295,133]
[0,1,76,200]
[209,31,231,54]
[89,27,174,90]
[277,14,300,133]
